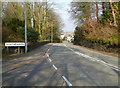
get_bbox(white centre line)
[46,53,49,58]
[64,44,120,71]
[52,64,58,70]
[62,76,72,86]
[48,58,52,62]
[46,45,53,54]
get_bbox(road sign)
[5,42,25,47]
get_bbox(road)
[2,42,119,87]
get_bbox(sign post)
[18,47,20,54]
[7,46,9,54]
[5,42,25,54]
[24,2,28,53]
[5,42,25,47]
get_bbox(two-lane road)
[46,42,118,86]
[2,42,119,86]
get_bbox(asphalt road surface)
[2,42,119,87]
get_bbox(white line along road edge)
[63,44,120,72]
[62,76,72,86]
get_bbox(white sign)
[5,42,25,47]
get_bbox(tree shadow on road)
[3,57,55,86]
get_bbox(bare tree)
[95,2,99,22]
[109,0,117,26]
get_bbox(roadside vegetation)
[2,2,62,44]
[71,1,119,54]
[2,2,62,56]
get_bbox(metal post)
[39,1,43,40]
[24,2,28,53]
[51,21,53,43]
[52,22,53,43]
[51,22,52,43]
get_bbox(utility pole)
[39,1,43,40]
[24,2,28,53]
[51,21,53,43]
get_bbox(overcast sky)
[50,1,76,32]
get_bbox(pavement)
[2,42,119,87]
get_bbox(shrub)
[26,27,40,43]
[17,27,40,43]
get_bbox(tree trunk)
[109,0,117,26]
[95,2,99,22]
[39,2,43,40]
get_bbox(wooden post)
[6,46,9,54]
[18,47,20,54]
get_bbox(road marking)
[46,45,53,53]
[69,48,74,52]
[64,44,120,72]
[46,53,49,58]
[48,58,52,62]
[52,64,58,70]
[63,44,68,47]
[62,76,72,86]
[48,48,50,51]
[75,51,120,71]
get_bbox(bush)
[26,27,40,43]
[17,27,40,43]
[53,35,61,43]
